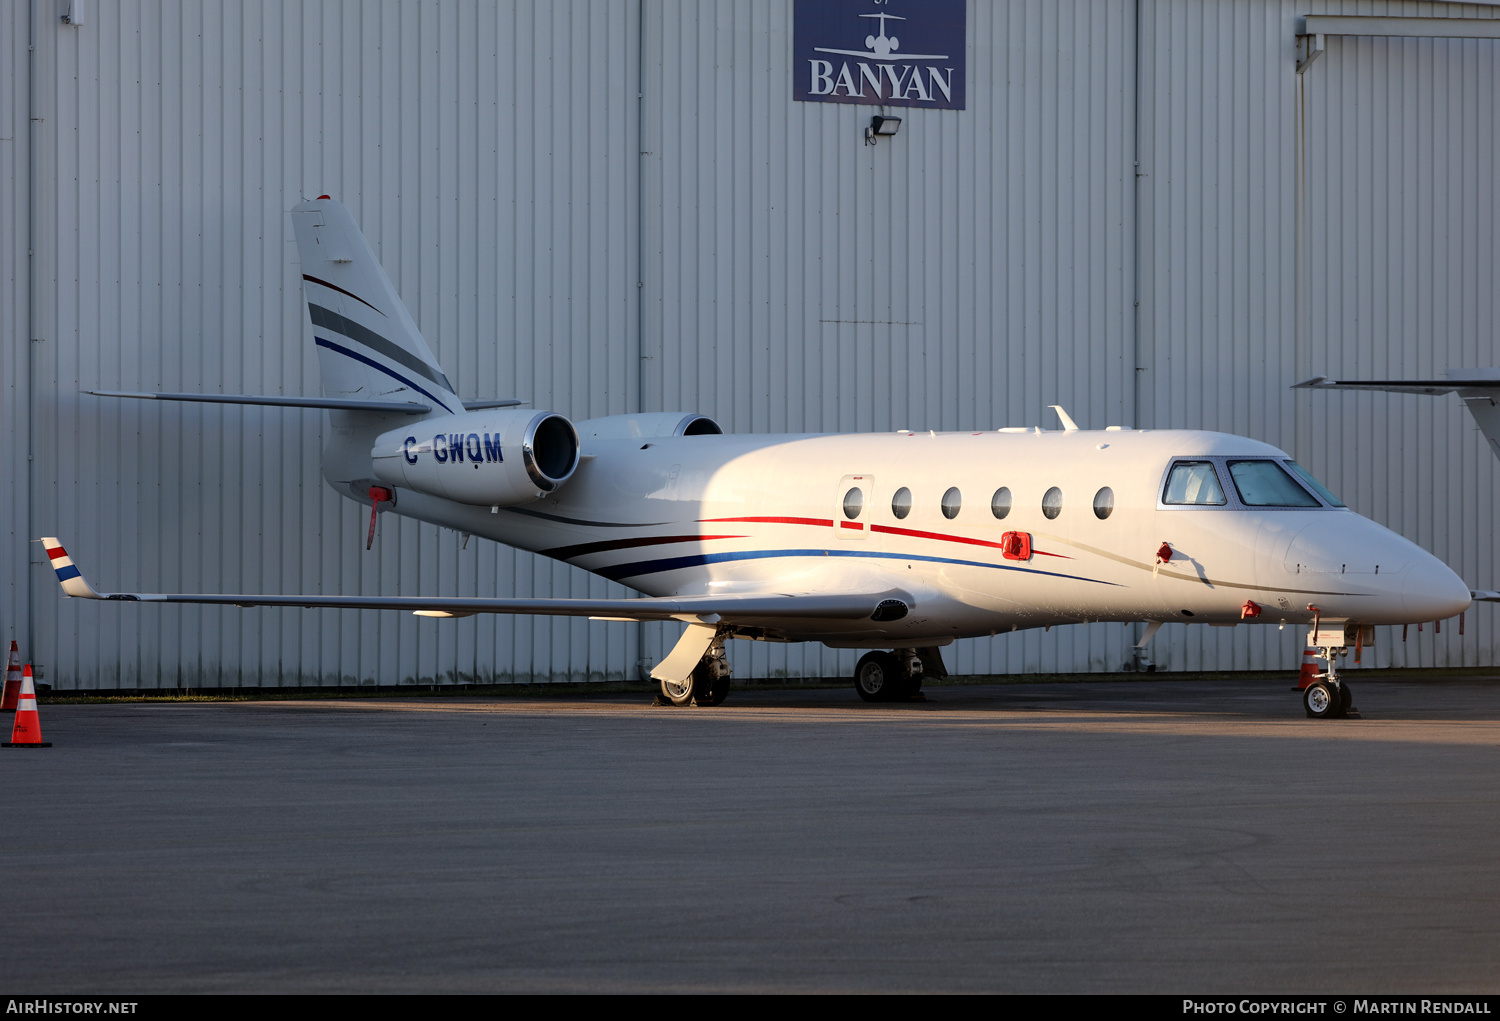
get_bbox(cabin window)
[1227,460,1319,507]
[1285,461,1345,507]
[1093,487,1114,520]
[891,488,912,519]
[1042,487,1063,519]
[843,487,865,519]
[1163,461,1227,505]
[941,487,962,520]
[991,487,1012,519]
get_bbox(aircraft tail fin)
[290,197,461,416]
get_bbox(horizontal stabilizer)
[1295,371,1500,460]
[1471,590,1500,603]
[84,390,431,414]
[39,538,909,624]
[462,399,527,411]
[1292,375,1500,396]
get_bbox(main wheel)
[659,673,696,707]
[1339,681,1353,713]
[854,651,901,702]
[1303,680,1338,720]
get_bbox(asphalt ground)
[1,675,1498,994]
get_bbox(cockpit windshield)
[1163,461,1226,505]
[1284,460,1345,507]
[1227,460,1319,507]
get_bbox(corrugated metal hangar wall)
[2,0,1498,688]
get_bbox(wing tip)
[38,537,102,599]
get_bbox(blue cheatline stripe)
[314,338,454,414]
[54,565,81,581]
[596,548,1123,585]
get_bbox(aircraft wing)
[39,539,906,625]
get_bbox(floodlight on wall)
[864,115,902,146]
[61,0,85,26]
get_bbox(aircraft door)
[836,475,872,540]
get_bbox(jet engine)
[371,409,579,507]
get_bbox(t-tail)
[291,197,461,418]
[290,197,465,502]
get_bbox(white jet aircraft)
[45,198,1472,719]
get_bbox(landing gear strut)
[1302,645,1353,720]
[853,648,925,703]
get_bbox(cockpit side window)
[1285,461,1345,507]
[1226,460,1320,507]
[1163,461,1227,505]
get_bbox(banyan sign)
[794,0,966,111]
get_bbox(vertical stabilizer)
[291,197,460,415]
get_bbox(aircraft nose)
[1403,555,1472,621]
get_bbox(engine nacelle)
[575,412,721,442]
[371,409,579,507]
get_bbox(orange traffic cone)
[1297,648,1320,691]
[1,641,20,710]
[4,665,51,748]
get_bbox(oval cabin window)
[891,487,912,520]
[843,487,865,520]
[991,487,1012,519]
[941,487,962,520]
[1093,487,1115,520]
[1042,487,1063,520]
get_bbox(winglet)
[1048,405,1081,432]
[39,539,104,599]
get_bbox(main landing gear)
[657,635,731,707]
[853,648,927,703]
[1302,645,1355,720]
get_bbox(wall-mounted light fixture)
[61,0,85,26]
[864,115,902,146]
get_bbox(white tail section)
[291,197,460,415]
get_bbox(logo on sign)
[794,0,966,111]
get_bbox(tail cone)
[4,665,51,748]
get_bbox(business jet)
[44,198,1472,720]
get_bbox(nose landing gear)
[1302,646,1355,719]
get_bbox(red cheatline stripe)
[869,523,1072,558]
[699,516,835,528]
[840,521,863,530]
[46,546,68,560]
[872,523,1004,548]
[699,516,1076,559]
[302,274,387,317]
